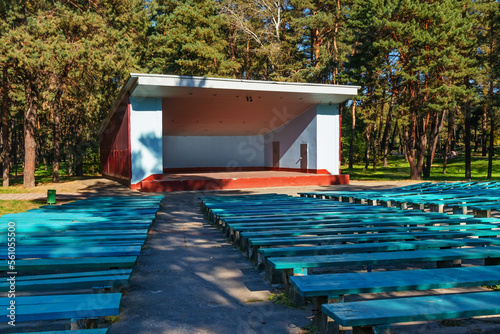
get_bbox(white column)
[129,97,163,184]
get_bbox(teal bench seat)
[322,291,500,334]
[268,246,500,272]
[0,245,142,259]
[0,269,132,292]
[10,330,107,334]
[0,293,121,322]
[258,237,500,267]
[291,265,500,298]
[292,265,500,332]
[246,229,500,261]
[0,256,137,271]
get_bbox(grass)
[0,200,45,215]
[268,291,301,308]
[301,323,320,334]
[0,162,100,194]
[343,152,500,181]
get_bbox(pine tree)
[146,0,237,76]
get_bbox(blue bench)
[267,246,500,299]
[10,330,108,334]
[291,265,500,333]
[246,229,500,262]
[0,256,137,271]
[0,269,132,292]
[227,216,487,241]
[258,237,500,278]
[322,291,500,334]
[0,293,121,325]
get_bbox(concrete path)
[108,190,311,334]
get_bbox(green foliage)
[268,291,300,308]
[0,0,498,186]
[344,152,500,181]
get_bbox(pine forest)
[0,0,499,187]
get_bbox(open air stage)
[139,170,350,192]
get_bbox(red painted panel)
[139,174,350,192]
[100,95,131,181]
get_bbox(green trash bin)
[47,189,56,205]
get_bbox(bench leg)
[413,203,425,211]
[475,209,491,218]
[453,206,468,215]
[437,259,461,268]
[485,257,500,266]
[400,202,408,210]
[430,204,444,213]
[71,318,97,329]
[283,268,307,306]
[353,324,390,334]
[265,261,283,283]
[313,295,344,334]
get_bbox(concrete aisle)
[108,190,310,334]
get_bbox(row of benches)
[0,195,163,333]
[300,181,500,217]
[200,192,500,334]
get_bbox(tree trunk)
[52,90,62,182]
[381,93,395,167]
[443,108,455,174]
[482,102,488,157]
[487,112,494,179]
[348,100,356,169]
[75,125,83,176]
[364,123,372,170]
[464,99,472,180]
[424,110,447,178]
[23,74,39,188]
[372,115,378,172]
[1,66,10,187]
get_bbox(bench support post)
[71,317,97,330]
[412,203,425,211]
[284,268,307,306]
[352,324,390,334]
[313,295,344,334]
[475,209,491,218]
[265,261,283,284]
[430,204,444,213]
[485,257,500,266]
[453,206,468,215]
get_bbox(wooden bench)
[0,269,132,293]
[291,265,500,333]
[10,330,108,334]
[227,216,487,241]
[267,246,500,297]
[0,293,121,327]
[218,210,449,229]
[322,291,500,334]
[258,237,500,274]
[0,256,137,271]
[0,245,142,259]
[246,229,500,263]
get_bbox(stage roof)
[101,73,359,136]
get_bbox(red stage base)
[138,171,349,192]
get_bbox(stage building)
[99,74,359,191]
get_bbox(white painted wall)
[316,104,340,174]
[163,136,265,169]
[264,106,318,170]
[130,97,163,184]
[263,104,340,174]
